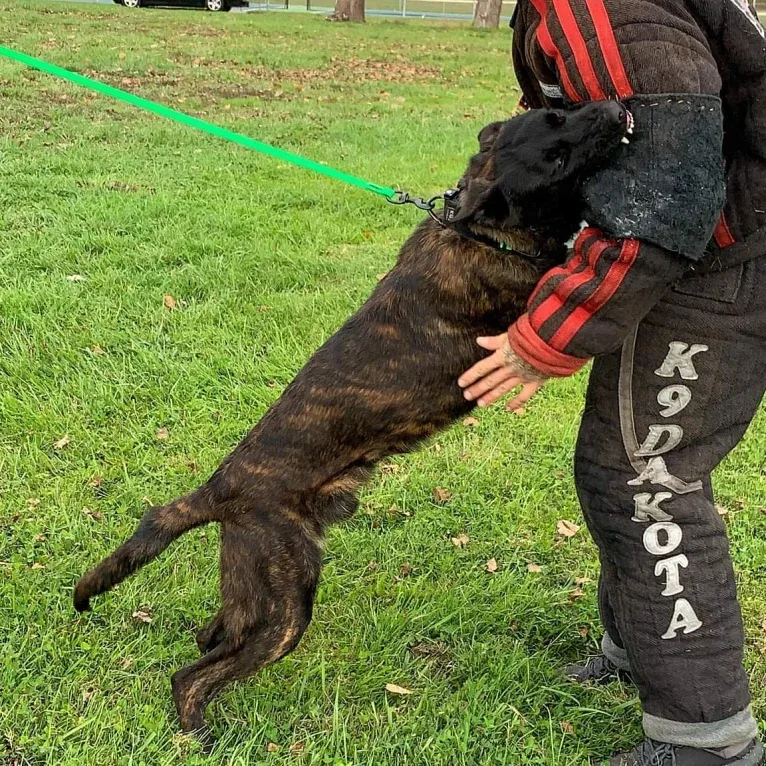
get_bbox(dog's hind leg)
[196,612,226,655]
[174,521,319,734]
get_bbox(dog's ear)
[477,121,504,153]
[450,178,513,224]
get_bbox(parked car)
[114,0,249,10]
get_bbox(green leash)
[0,45,434,207]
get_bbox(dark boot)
[564,654,632,685]
[611,738,764,766]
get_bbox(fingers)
[475,334,507,351]
[463,367,518,403]
[476,375,524,408]
[457,350,505,390]
[505,382,543,412]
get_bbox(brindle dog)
[74,101,630,738]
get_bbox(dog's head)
[451,101,631,244]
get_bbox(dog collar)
[435,188,548,268]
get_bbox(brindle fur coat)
[74,101,630,738]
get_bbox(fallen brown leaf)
[54,435,71,451]
[462,417,480,427]
[527,563,542,573]
[266,743,279,753]
[31,562,45,570]
[163,294,177,310]
[290,743,305,754]
[257,305,272,312]
[399,563,413,578]
[381,463,400,474]
[35,534,47,543]
[91,345,105,356]
[120,656,134,670]
[67,274,86,282]
[155,427,169,441]
[575,576,591,586]
[715,504,729,518]
[82,687,97,702]
[569,587,585,602]
[27,498,41,509]
[132,608,153,624]
[485,558,498,573]
[451,534,469,548]
[557,520,581,538]
[82,507,104,521]
[376,273,387,281]
[578,626,590,638]
[433,487,451,503]
[761,620,766,634]
[560,721,575,735]
[385,683,413,695]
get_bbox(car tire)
[122,0,141,6]
[205,0,229,9]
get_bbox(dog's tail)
[73,489,216,612]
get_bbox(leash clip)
[388,190,443,211]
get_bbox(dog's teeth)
[627,126,634,134]
[621,136,630,144]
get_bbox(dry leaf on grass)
[560,721,575,735]
[385,683,413,695]
[82,507,104,521]
[35,534,47,543]
[485,558,498,573]
[376,273,387,281]
[155,427,169,441]
[579,626,590,638]
[31,562,45,570]
[715,504,729,517]
[381,463,400,474]
[451,534,469,548]
[67,274,86,282]
[527,563,542,573]
[557,520,580,538]
[27,498,41,509]
[163,294,177,310]
[575,576,591,586]
[290,743,305,754]
[399,563,413,578]
[54,435,71,451]
[761,620,766,634]
[462,417,480,427]
[266,743,279,753]
[132,608,153,625]
[569,588,585,602]
[433,487,451,503]
[91,345,105,356]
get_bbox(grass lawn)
[1,3,765,764]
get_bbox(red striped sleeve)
[551,0,606,100]
[548,239,640,348]
[584,0,634,98]
[528,238,612,331]
[508,315,589,377]
[529,0,583,102]
[713,213,736,248]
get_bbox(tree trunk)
[472,0,502,28]
[327,0,365,22]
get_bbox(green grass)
[1,3,765,764]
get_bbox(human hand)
[457,333,548,410]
